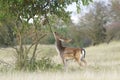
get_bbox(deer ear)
[59,39,64,42]
[67,39,72,43]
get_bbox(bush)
[36,57,62,71]
[15,57,62,71]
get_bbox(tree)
[0,18,15,46]
[110,0,120,21]
[77,2,108,45]
[105,0,120,43]
[0,0,92,70]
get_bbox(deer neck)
[55,39,64,52]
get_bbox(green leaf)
[82,0,92,5]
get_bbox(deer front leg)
[62,58,67,71]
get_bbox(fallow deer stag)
[53,32,87,69]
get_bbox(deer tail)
[81,48,86,58]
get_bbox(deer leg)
[75,57,83,66]
[63,59,67,70]
[81,58,87,66]
[75,52,83,66]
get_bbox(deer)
[53,32,87,70]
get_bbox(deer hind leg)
[80,50,87,66]
[81,58,87,66]
[75,53,83,66]
[75,57,83,66]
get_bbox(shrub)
[15,57,62,71]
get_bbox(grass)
[0,41,120,80]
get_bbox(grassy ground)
[0,41,120,80]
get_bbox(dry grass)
[0,71,119,80]
[0,41,120,80]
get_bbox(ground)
[0,41,120,80]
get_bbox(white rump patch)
[82,50,85,56]
[81,49,85,60]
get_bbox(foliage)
[0,17,15,47]
[0,57,62,72]
[0,26,13,46]
[105,0,120,43]
[15,57,62,71]
[0,0,93,23]
[35,57,62,71]
[110,0,120,21]
[76,2,108,45]
[106,22,120,43]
